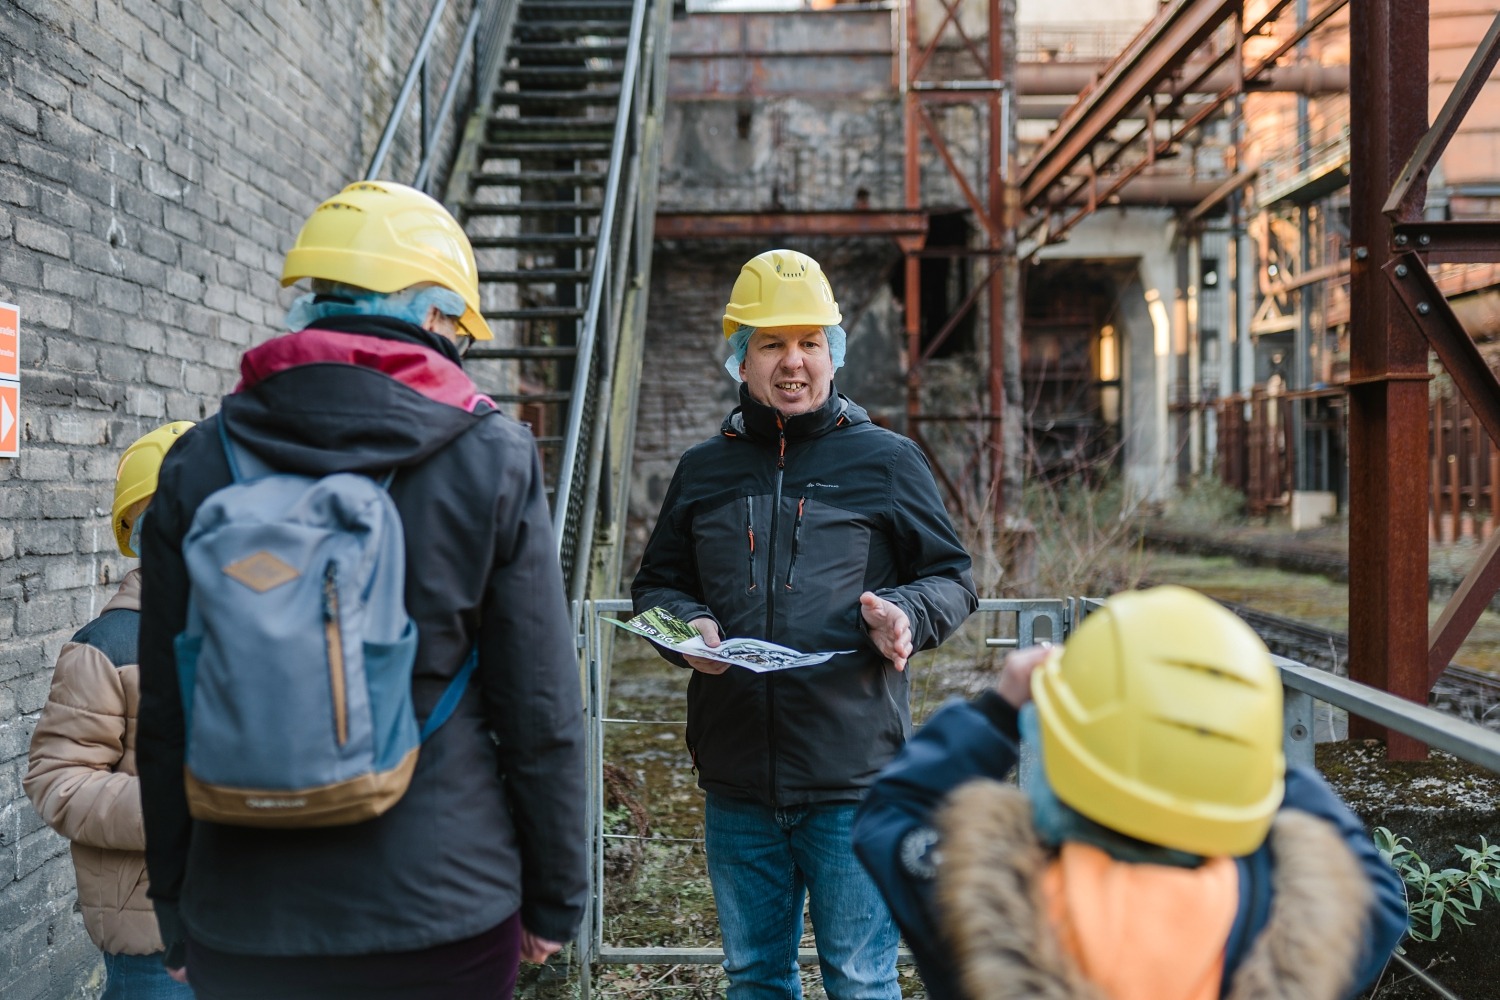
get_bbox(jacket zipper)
[745,496,758,592]
[785,496,806,590]
[765,417,787,800]
[323,562,349,746]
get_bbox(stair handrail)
[550,0,654,561]
[366,0,511,194]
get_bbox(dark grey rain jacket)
[633,385,977,807]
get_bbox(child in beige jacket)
[26,421,194,999]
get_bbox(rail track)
[1217,599,1500,731]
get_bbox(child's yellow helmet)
[1031,585,1285,857]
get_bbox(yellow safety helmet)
[1031,585,1285,857]
[722,249,842,337]
[280,181,494,341]
[113,421,195,557]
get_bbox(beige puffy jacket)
[25,570,164,955]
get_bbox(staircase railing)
[365,0,516,196]
[550,0,672,605]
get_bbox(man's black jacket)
[633,385,977,807]
[136,316,588,957]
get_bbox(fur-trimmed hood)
[934,779,1374,1000]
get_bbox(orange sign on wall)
[0,382,17,458]
[0,302,17,381]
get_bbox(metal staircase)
[369,0,673,604]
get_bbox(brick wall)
[0,2,481,996]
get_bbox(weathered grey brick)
[124,385,165,418]
[138,228,179,266]
[17,524,74,560]
[12,219,68,260]
[16,448,70,482]
[144,354,182,388]
[0,94,40,136]
[93,276,143,316]
[14,290,69,332]
[0,528,14,561]
[43,555,95,592]
[165,268,202,302]
[43,337,96,373]
[46,415,107,448]
[36,189,91,232]
[72,234,125,277]
[66,90,117,139]
[0,247,44,288]
[0,169,39,209]
[40,263,95,300]
[13,61,68,111]
[0,207,11,241]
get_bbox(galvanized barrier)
[576,597,1500,998]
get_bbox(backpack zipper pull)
[323,562,349,746]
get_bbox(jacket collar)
[723,382,862,443]
[933,779,1373,1000]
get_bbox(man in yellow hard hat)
[633,249,978,999]
[135,181,586,998]
[853,585,1409,1000]
[27,421,195,1000]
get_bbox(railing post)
[1282,685,1316,770]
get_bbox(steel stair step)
[510,41,628,60]
[470,170,608,186]
[466,344,581,360]
[463,201,602,217]
[470,232,598,248]
[514,20,631,40]
[501,66,623,83]
[484,307,588,321]
[480,141,613,158]
[495,89,623,108]
[517,2,635,21]
[492,391,573,405]
[488,121,616,143]
[478,268,595,282]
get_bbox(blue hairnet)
[285,285,466,333]
[1018,703,1201,867]
[722,323,847,381]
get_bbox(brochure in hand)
[607,607,852,673]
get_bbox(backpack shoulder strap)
[420,647,480,742]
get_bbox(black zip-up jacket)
[632,385,977,807]
[136,316,588,958]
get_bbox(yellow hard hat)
[1031,585,1285,857]
[280,181,493,341]
[722,249,842,338]
[113,421,195,557]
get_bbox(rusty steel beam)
[1384,12,1500,223]
[1019,0,1238,209]
[1390,221,1500,264]
[1346,0,1431,759]
[1386,254,1500,686]
[654,211,928,245]
[1013,60,1348,97]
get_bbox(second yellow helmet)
[281,181,494,341]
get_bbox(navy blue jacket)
[852,693,1410,1000]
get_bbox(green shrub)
[1374,827,1500,943]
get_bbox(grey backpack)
[173,420,475,827]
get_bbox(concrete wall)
[1035,208,1180,503]
[0,2,482,996]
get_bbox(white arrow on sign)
[1,393,13,443]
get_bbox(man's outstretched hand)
[860,592,912,671]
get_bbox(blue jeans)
[102,952,196,1000]
[704,794,901,1000]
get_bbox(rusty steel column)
[1346,0,1429,759]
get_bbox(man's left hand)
[860,592,912,672]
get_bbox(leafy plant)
[1374,827,1500,942]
